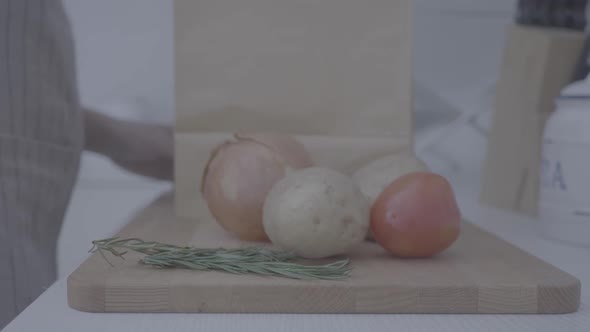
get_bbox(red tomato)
[370,172,461,258]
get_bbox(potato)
[263,167,369,259]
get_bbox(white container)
[538,77,590,247]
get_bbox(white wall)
[414,0,514,103]
[63,0,174,124]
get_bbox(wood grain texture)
[480,24,585,216]
[174,0,413,139]
[67,193,581,314]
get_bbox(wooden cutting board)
[67,193,580,314]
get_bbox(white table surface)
[3,192,590,332]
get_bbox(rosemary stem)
[90,237,352,280]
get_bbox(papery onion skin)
[370,172,461,258]
[352,152,428,241]
[202,133,313,241]
[353,152,429,205]
[234,132,313,169]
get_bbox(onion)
[353,152,429,205]
[202,133,313,241]
[352,152,428,240]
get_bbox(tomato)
[370,172,461,258]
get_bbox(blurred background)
[56,0,588,277]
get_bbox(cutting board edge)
[66,270,581,314]
[67,270,106,313]
[537,278,581,314]
[458,220,582,314]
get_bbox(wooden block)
[518,111,553,214]
[67,194,581,314]
[480,24,585,215]
[174,0,413,139]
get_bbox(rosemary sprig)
[90,237,352,280]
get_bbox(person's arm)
[83,110,118,156]
[83,109,174,181]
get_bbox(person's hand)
[84,110,174,181]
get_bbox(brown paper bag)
[174,0,414,218]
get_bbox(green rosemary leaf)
[90,237,351,280]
